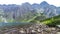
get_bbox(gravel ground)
[0,23,60,34]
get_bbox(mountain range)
[0,1,60,21]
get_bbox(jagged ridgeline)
[0,4,38,22]
[0,1,60,23]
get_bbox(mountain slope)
[41,15,60,26]
[0,1,60,22]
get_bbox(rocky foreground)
[0,23,60,34]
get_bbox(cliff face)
[0,1,60,22]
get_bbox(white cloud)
[0,0,60,7]
[45,0,60,7]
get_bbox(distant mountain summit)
[32,1,59,17]
[0,1,60,19]
[40,1,49,6]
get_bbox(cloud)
[0,0,60,6]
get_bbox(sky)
[0,0,60,7]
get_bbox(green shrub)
[41,15,60,26]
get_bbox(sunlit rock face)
[2,17,8,23]
[0,1,59,22]
[0,9,8,23]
